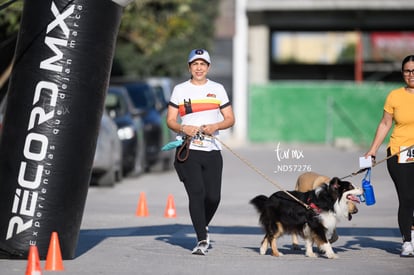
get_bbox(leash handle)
[176,137,191,162]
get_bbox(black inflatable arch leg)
[0,0,130,259]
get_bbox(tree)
[115,0,219,77]
[0,0,220,78]
[0,0,22,99]
[0,0,22,41]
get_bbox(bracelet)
[179,124,184,134]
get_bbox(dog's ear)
[329,177,340,189]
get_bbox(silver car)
[91,110,123,187]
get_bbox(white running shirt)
[169,79,231,151]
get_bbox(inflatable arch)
[0,0,132,259]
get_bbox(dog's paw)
[259,244,268,255]
[320,243,338,259]
[305,251,317,258]
[271,251,283,257]
[259,240,269,255]
[325,252,338,259]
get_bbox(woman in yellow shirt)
[365,55,414,257]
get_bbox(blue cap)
[188,49,211,64]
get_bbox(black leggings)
[386,148,414,242]
[174,149,223,242]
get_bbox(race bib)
[191,134,213,148]
[398,146,414,164]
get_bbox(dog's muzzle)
[345,187,363,220]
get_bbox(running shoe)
[400,241,414,257]
[192,240,209,255]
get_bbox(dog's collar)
[307,199,321,213]
[309,203,321,213]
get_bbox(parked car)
[91,110,123,187]
[111,79,174,171]
[146,77,175,170]
[147,77,172,112]
[105,85,146,176]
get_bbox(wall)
[248,81,400,146]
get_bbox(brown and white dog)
[291,172,359,249]
[250,177,362,259]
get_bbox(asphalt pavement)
[1,142,413,274]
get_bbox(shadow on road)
[76,225,400,257]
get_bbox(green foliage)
[0,0,23,40]
[0,0,219,78]
[337,42,356,63]
[116,0,219,77]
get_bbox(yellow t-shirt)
[384,87,414,155]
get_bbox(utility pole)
[232,0,248,143]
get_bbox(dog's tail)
[250,195,268,214]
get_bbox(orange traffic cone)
[44,232,64,271]
[135,192,149,217]
[25,245,42,275]
[164,194,177,218]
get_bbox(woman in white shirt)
[166,49,235,255]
